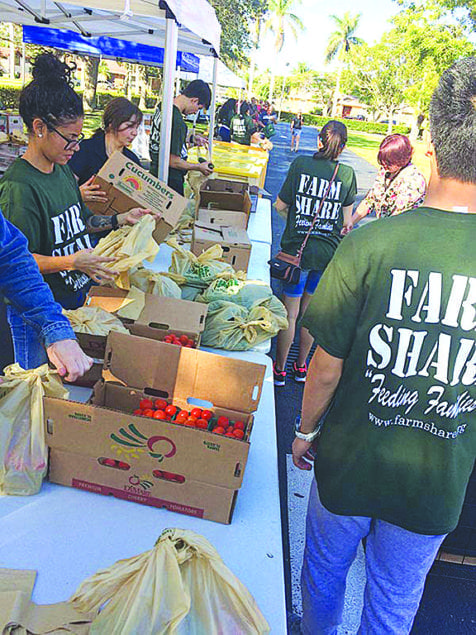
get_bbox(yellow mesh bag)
[70,528,269,634]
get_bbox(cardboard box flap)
[221,226,251,246]
[200,179,249,195]
[87,287,207,333]
[104,332,265,413]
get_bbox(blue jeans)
[301,479,446,635]
[7,304,48,369]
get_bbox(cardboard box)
[197,207,249,230]
[7,114,24,135]
[87,151,187,244]
[200,179,252,216]
[45,332,266,523]
[191,222,251,272]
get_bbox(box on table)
[87,151,187,244]
[197,207,249,230]
[191,222,251,273]
[45,331,266,524]
[7,114,24,135]
[199,179,252,215]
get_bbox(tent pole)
[208,56,218,161]
[158,17,178,183]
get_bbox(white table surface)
[247,197,272,245]
[0,354,286,632]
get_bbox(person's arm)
[169,154,213,176]
[275,196,289,220]
[292,347,344,470]
[341,204,354,235]
[351,198,371,224]
[0,214,92,380]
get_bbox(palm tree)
[264,0,304,102]
[325,12,363,117]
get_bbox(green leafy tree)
[209,0,268,69]
[396,0,476,29]
[325,12,363,117]
[263,0,304,101]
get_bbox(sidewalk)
[264,122,476,634]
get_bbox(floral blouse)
[364,163,427,218]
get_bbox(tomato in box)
[140,399,154,410]
[155,399,168,411]
[153,410,167,420]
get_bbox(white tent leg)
[158,17,178,183]
[208,56,218,161]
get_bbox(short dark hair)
[430,57,476,183]
[378,134,413,170]
[103,97,143,132]
[239,101,250,117]
[19,52,83,130]
[182,79,211,109]
[314,120,347,161]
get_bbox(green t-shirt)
[0,158,93,308]
[149,104,188,190]
[279,156,357,271]
[302,207,476,535]
[230,114,256,146]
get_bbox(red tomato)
[187,416,197,424]
[165,405,177,416]
[179,334,189,345]
[153,409,167,420]
[233,421,245,430]
[213,426,225,435]
[226,426,234,434]
[233,429,245,440]
[143,409,155,418]
[217,416,229,428]
[164,335,173,343]
[178,410,189,418]
[133,409,142,416]
[155,399,168,411]
[175,414,187,424]
[140,399,154,410]
[175,340,183,346]
[185,419,196,427]
[225,432,235,438]
[201,410,213,421]
[190,407,202,419]
[196,419,208,429]
[185,342,194,348]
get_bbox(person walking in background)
[272,121,357,387]
[293,58,476,635]
[149,79,213,194]
[290,111,303,152]
[69,97,143,205]
[0,211,92,380]
[352,133,426,224]
[216,98,237,142]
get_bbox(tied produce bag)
[186,169,209,217]
[129,267,182,298]
[93,215,159,289]
[198,278,279,309]
[63,306,129,335]
[0,364,68,495]
[202,299,288,350]
[70,528,269,635]
[167,237,240,289]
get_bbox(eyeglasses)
[44,122,84,150]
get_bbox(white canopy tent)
[0,0,221,179]
[196,56,245,90]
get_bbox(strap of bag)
[295,162,340,261]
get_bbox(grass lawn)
[346,130,431,182]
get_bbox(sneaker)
[292,361,307,383]
[273,362,286,387]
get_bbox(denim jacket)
[0,211,76,347]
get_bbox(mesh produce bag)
[0,364,68,495]
[201,299,288,350]
[167,237,240,289]
[70,528,269,635]
[92,215,159,289]
[129,267,182,298]
[63,306,128,335]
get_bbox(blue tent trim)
[22,25,200,72]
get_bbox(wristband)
[294,414,320,442]
[111,214,119,230]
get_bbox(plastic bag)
[0,364,68,495]
[70,528,269,634]
[167,237,239,289]
[201,298,288,350]
[186,170,209,217]
[93,215,159,289]
[129,267,182,298]
[198,278,278,309]
[63,306,129,335]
